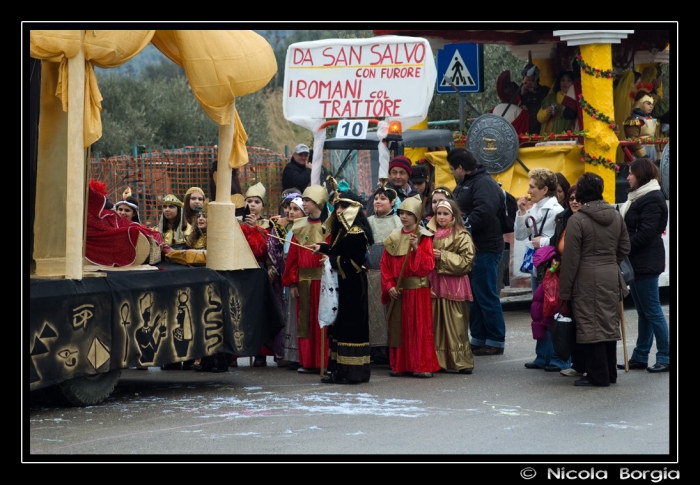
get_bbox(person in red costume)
[238,182,281,367]
[85,180,162,267]
[281,185,331,374]
[490,70,530,135]
[381,194,441,378]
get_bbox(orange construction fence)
[91,145,375,227]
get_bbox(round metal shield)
[660,143,670,200]
[466,114,519,174]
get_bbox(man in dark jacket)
[282,144,312,191]
[448,148,507,355]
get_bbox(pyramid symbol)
[440,50,475,87]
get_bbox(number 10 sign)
[335,120,368,139]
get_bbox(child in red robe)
[380,194,441,378]
[281,185,330,374]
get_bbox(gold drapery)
[30,30,277,167]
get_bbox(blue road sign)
[436,44,484,94]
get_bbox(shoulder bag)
[620,256,635,285]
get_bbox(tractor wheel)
[57,370,121,406]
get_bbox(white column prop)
[67,30,86,279]
[310,120,325,186]
[208,106,259,271]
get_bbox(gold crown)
[162,194,183,208]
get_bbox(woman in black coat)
[617,158,670,373]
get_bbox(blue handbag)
[520,246,535,273]
[520,215,539,273]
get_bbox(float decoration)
[574,54,616,79]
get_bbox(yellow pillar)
[579,44,617,203]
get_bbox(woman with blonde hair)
[516,167,568,373]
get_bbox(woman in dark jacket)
[617,158,670,373]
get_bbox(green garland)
[574,54,616,79]
[577,94,619,134]
[580,147,618,171]
[518,131,585,142]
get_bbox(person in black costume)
[309,186,374,384]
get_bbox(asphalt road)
[26,293,675,465]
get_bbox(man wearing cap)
[282,143,313,191]
[409,163,430,200]
[367,155,419,216]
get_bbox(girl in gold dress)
[427,199,476,374]
[157,194,192,250]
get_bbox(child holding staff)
[380,195,441,378]
[281,185,331,373]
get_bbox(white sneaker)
[560,368,583,377]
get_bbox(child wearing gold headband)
[427,199,475,374]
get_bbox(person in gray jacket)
[559,173,630,387]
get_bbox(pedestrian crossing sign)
[436,44,484,94]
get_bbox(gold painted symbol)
[88,337,111,370]
[72,304,94,331]
[483,138,497,153]
[58,349,79,367]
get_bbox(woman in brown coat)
[559,173,631,387]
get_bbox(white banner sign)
[283,36,436,128]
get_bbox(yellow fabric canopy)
[151,30,277,168]
[29,30,277,168]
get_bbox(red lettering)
[364,99,373,116]
[404,43,425,63]
[307,80,319,99]
[369,44,382,65]
[319,80,331,99]
[319,100,331,117]
[331,82,344,98]
[350,46,362,65]
[372,100,384,117]
[322,47,335,66]
[293,48,313,66]
[295,80,307,98]
[392,99,401,116]
[383,99,394,116]
[352,100,363,117]
[346,79,361,99]
[339,100,353,117]
[393,44,402,64]
[335,47,348,66]
[331,100,342,117]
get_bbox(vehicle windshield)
[323,148,378,204]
